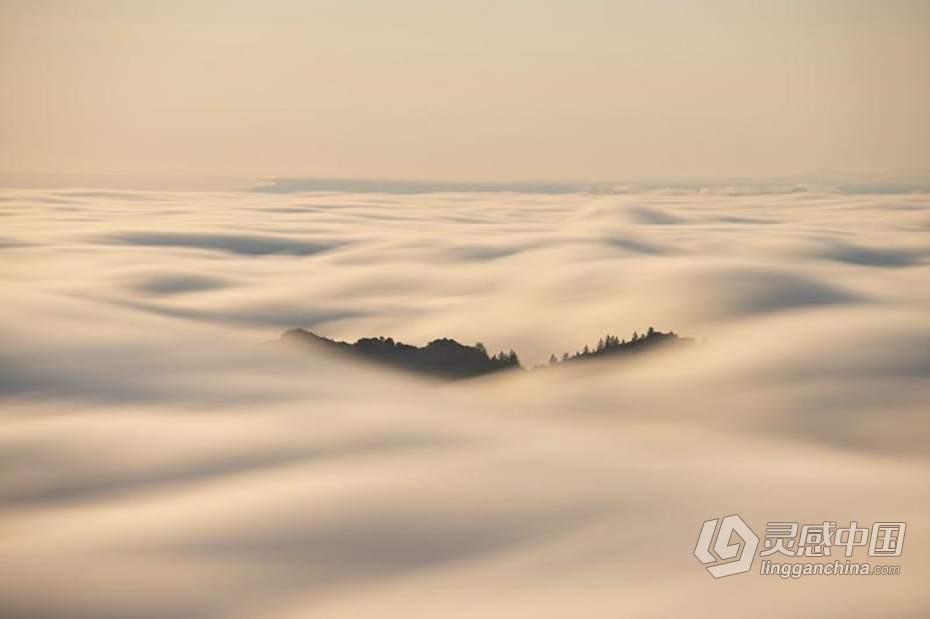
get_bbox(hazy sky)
[1,0,928,185]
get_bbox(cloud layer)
[0,186,928,618]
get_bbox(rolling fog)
[1,185,928,617]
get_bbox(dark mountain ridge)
[282,327,688,380]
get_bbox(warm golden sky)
[1,0,928,184]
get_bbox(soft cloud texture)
[0,186,928,617]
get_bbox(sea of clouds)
[0,185,928,617]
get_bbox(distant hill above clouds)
[252,174,930,196]
[281,327,689,380]
[281,329,520,379]
[548,327,690,367]
[254,178,582,194]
